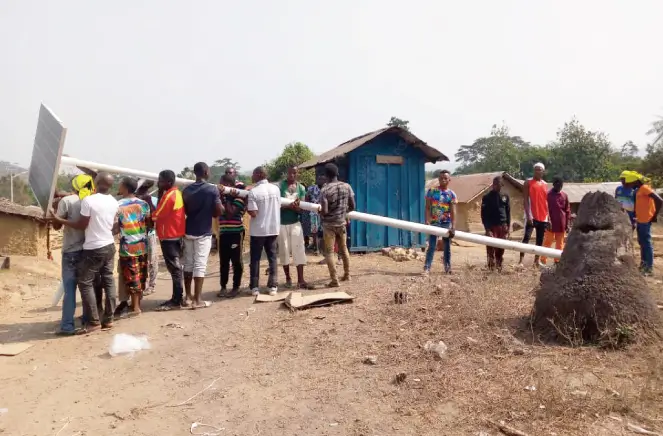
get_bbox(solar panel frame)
[28,104,67,215]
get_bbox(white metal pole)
[58,156,562,259]
[10,173,14,203]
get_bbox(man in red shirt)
[153,170,186,311]
[541,176,570,265]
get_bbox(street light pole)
[10,171,28,203]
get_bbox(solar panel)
[28,104,67,214]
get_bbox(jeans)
[77,243,116,326]
[161,239,184,304]
[322,225,350,282]
[249,235,278,289]
[220,231,244,289]
[60,251,81,333]
[636,222,653,271]
[424,222,451,272]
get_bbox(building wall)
[458,182,525,233]
[346,132,427,251]
[0,214,42,256]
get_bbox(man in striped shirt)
[218,174,246,298]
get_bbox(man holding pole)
[481,175,510,272]
[154,170,186,311]
[423,169,457,275]
[278,165,310,289]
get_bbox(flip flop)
[76,324,101,335]
[155,300,182,312]
[191,301,212,310]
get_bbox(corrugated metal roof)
[425,172,523,203]
[562,182,620,203]
[300,127,448,169]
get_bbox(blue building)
[300,127,448,252]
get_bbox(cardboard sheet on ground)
[0,342,34,356]
[284,291,354,310]
[254,293,288,303]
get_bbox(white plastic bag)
[51,282,64,307]
[108,334,151,357]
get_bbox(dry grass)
[257,254,663,435]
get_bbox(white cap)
[534,162,545,170]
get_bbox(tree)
[177,157,242,183]
[387,116,410,131]
[264,142,316,186]
[546,118,615,182]
[0,175,36,206]
[454,123,533,178]
[453,119,639,182]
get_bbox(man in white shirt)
[51,172,119,333]
[246,166,281,296]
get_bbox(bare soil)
[1,243,662,436]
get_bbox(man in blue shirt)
[615,170,636,229]
[182,162,223,308]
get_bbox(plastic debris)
[190,422,224,435]
[108,334,151,357]
[424,340,448,359]
[52,282,64,307]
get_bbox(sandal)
[76,324,101,335]
[191,301,212,310]
[155,300,182,312]
[297,282,315,290]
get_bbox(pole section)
[58,156,562,259]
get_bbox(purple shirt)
[547,190,570,233]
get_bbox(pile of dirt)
[531,191,661,347]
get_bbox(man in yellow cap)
[615,170,637,228]
[628,173,663,275]
[51,174,95,335]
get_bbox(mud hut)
[0,198,51,257]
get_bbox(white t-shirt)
[247,180,281,237]
[80,193,119,250]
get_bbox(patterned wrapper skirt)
[119,254,148,295]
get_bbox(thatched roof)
[425,172,523,203]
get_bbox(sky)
[1,0,662,175]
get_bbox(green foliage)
[0,176,36,206]
[178,157,242,183]
[455,123,532,177]
[264,142,316,186]
[387,116,410,131]
[454,119,644,182]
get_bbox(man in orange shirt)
[630,173,663,275]
[520,162,549,267]
[153,170,187,310]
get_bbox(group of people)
[49,161,356,335]
[422,163,661,274]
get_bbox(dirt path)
[1,246,662,435]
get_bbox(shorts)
[182,235,212,278]
[119,254,148,295]
[278,222,307,266]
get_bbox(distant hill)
[0,161,28,179]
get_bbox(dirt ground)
[1,242,663,436]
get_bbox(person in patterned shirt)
[114,177,151,316]
[423,169,457,274]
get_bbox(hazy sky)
[1,0,662,175]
